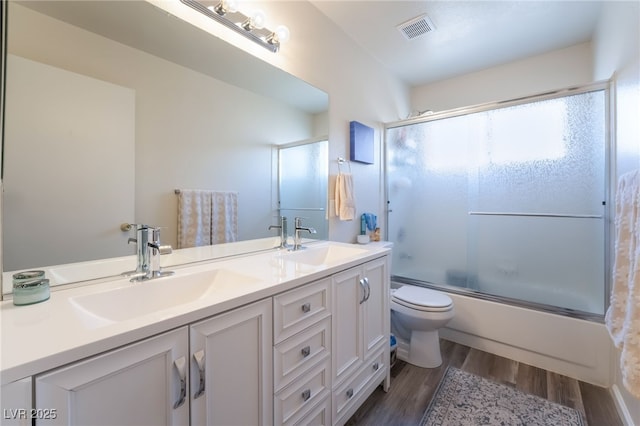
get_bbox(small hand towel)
[177,190,238,248]
[605,169,640,398]
[335,173,356,221]
[211,191,238,244]
[177,189,213,249]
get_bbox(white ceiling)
[311,1,603,87]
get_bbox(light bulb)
[274,25,290,43]
[213,0,238,15]
[249,9,266,29]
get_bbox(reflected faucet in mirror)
[269,216,289,249]
[293,217,317,251]
[123,224,174,282]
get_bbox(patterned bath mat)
[420,367,585,426]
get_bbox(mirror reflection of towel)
[177,189,238,248]
[335,173,355,221]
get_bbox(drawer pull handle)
[301,346,311,357]
[173,356,187,409]
[373,362,380,371]
[302,389,311,401]
[346,388,354,399]
[193,350,206,399]
[358,279,367,304]
[364,277,371,302]
[301,302,311,313]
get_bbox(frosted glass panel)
[278,140,328,239]
[387,114,471,286]
[472,92,606,214]
[386,90,606,316]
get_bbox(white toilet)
[390,285,455,368]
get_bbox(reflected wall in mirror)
[2,0,329,293]
[278,139,329,240]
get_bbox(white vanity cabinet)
[190,298,272,426]
[331,256,389,425]
[35,327,190,425]
[7,243,392,426]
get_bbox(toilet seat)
[391,286,453,313]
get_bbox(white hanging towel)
[335,173,356,221]
[177,190,238,248]
[177,189,213,249]
[211,191,238,244]
[605,169,640,398]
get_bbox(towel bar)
[468,211,603,219]
[337,157,352,174]
[278,207,325,211]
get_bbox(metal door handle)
[364,277,371,302]
[346,388,354,399]
[193,350,206,399]
[302,389,311,401]
[359,279,367,304]
[173,357,187,409]
[301,302,311,313]
[373,362,379,371]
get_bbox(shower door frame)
[384,80,613,322]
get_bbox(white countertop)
[0,240,391,384]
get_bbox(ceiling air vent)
[397,14,435,40]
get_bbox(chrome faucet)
[269,216,289,249]
[293,217,316,251]
[123,224,174,281]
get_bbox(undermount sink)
[70,268,260,323]
[283,244,369,266]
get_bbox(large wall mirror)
[1,0,329,294]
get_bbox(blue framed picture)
[349,121,374,164]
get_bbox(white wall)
[4,55,135,270]
[411,42,593,112]
[593,1,640,423]
[7,4,317,251]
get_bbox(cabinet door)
[1,378,32,426]
[36,327,189,426]
[331,267,365,386]
[190,299,273,426]
[362,257,388,359]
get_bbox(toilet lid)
[392,286,452,309]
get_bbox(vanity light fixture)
[181,0,290,52]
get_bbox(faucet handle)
[156,244,172,255]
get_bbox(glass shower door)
[386,89,607,316]
[468,92,606,314]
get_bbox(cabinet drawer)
[274,278,331,343]
[333,349,386,422]
[275,358,331,426]
[274,317,332,392]
[290,395,331,426]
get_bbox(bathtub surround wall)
[593,1,640,423]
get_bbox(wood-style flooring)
[346,339,622,426]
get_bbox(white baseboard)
[611,384,635,426]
